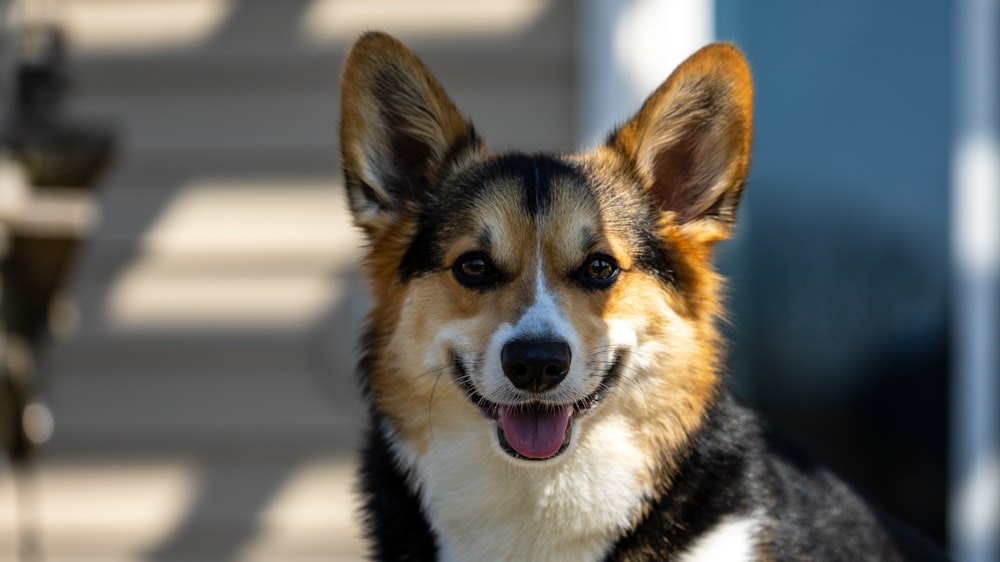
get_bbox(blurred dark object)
[0,24,115,462]
[727,208,950,546]
[751,312,948,544]
[5,26,114,188]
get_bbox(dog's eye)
[580,255,619,289]
[461,258,488,277]
[452,252,498,289]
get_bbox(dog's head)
[341,32,751,466]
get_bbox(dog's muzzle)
[453,342,624,462]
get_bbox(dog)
[340,31,914,561]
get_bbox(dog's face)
[341,33,751,469]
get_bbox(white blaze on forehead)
[508,163,574,343]
[511,254,574,341]
[476,162,586,402]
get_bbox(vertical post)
[951,0,1000,561]
[577,0,714,149]
[0,0,18,116]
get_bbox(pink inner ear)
[649,134,702,223]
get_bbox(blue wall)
[717,0,953,543]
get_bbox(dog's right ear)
[340,32,481,235]
[607,43,752,246]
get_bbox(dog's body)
[341,32,908,561]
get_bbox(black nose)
[501,340,571,393]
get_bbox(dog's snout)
[501,340,571,393]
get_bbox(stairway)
[0,1,575,560]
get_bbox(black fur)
[604,392,914,561]
[399,154,572,281]
[345,34,945,562]
[355,154,947,561]
[357,385,939,561]
[358,412,438,561]
[604,393,757,560]
[398,154,676,290]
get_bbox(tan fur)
[341,32,753,560]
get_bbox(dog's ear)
[609,43,752,244]
[340,32,482,235]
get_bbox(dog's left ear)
[609,43,752,244]
[340,32,482,236]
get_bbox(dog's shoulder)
[605,393,913,561]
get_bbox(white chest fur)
[395,413,649,562]
[676,512,759,562]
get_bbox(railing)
[0,1,114,466]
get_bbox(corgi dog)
[340,32,909,561]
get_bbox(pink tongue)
[498,404,573,459]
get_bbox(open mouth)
[453,353,623,461]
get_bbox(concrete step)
[70,83,573,153]
[73,48,571,97]
[0,454,366,561]
[85,179,358,261]
[76,150,343,250]
[59,0,572,60]
[45,366,362,453]
[17,2,578,560]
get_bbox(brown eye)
[461,257,488,277]
[586,259,614,279]
[452,252,499,289]
[579,254,619,289]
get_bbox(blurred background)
[0,0,994,560]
